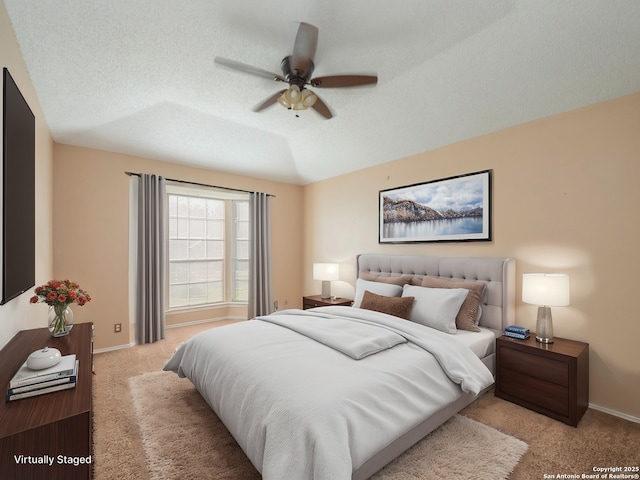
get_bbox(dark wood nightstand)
[495,334,589,427]
[302,295,352,309]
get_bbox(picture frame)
[379,169,492,243]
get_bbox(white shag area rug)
[129,371,528,480]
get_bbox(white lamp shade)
[522,273,570,306]
[313,263,339,281]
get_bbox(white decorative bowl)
[27,346,62,370]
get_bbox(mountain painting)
[379,170,491,243]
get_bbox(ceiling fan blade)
[311,95,333,119]
[290,22,318,73]
[253,89,287,112]
[215,57,285,82]
[310,75,378,88]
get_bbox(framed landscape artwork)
[379,170,492,243]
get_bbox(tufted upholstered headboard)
[356,254,515,333]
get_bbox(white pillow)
[401,285,468,334]
[353,279,403,307]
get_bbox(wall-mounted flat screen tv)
[1,68,35,305]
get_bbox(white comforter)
[163,306,494,480]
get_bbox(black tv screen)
[1,68,35,305]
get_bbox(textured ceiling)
[4,0,640,185]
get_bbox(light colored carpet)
[129,370,528,480]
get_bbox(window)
[167,184,248,309]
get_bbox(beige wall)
[0,1,54,348]
[53,144,304,350]
[303,92,640,420]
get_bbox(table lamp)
[522,273,570,344]
[313,263,339,299]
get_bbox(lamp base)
[535,306,554,343]
[320,281,332,299]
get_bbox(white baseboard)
[589,402,640,424]
[94,317,244,354]
[166,316,245,329]
[94,342,136,354]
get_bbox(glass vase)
[48,305,74,337]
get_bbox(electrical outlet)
[114,323,121,333]
[274,300,279,311]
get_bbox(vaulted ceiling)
[5,1,640,184]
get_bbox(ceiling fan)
[214,22,377,119]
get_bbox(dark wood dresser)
[0,322,93,479]
[495,334,589,426]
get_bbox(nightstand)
[302,295,352,309]
[495,334,589,427]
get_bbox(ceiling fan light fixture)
[283,85,301,104]
[278,85,316,113]
[301,89,317,108]
[277,93,292,109]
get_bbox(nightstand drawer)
[500,346,568,386]
[498,368,569,416]
[302,295,352,309]
[303,299,324,309]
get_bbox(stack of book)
[503,325,530,340]
[6,354,78,402]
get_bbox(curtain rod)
[125,171,275,197]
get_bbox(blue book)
[505,325,530,334]
[503,330,530,340]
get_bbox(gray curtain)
[248,192,272,318]
[136,174,166,344]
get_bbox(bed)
[164,254,515,480]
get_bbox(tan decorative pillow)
[420,277,486,332]
[359,272,413,286]
[360,290,415,320]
